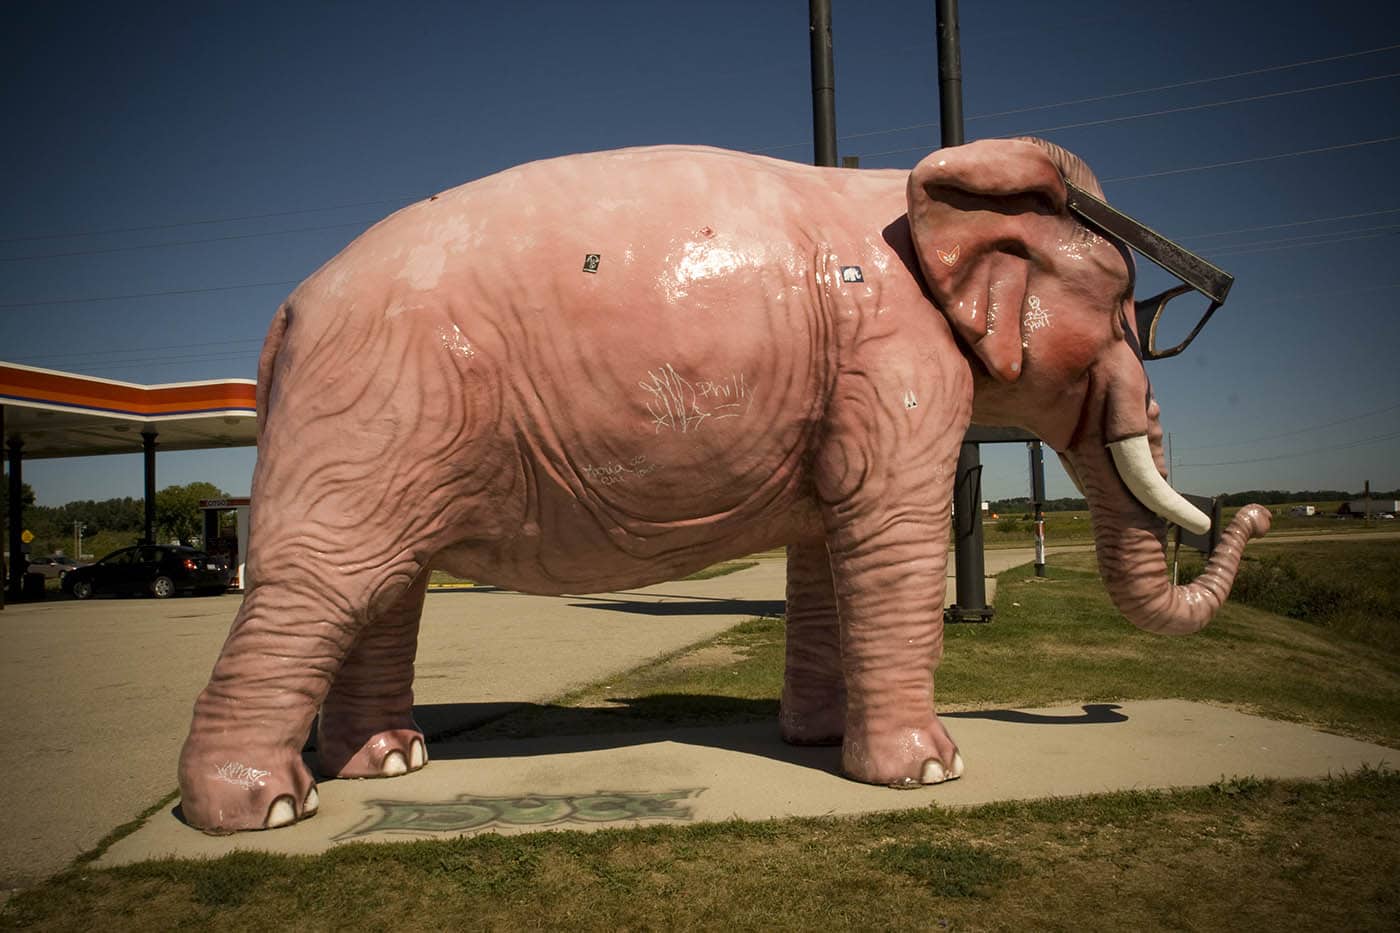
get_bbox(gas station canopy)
[1,362,257,458]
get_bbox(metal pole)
[938,0,991,622]
[142,431,158,545]
[950,443,991,621]
[1029,441,1047,577]
[809,0,838,167]
[1,405,7,609]
[935,0,963,147]
[6,432,24,603]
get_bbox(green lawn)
[6,771,1396,931]
[5,538,1399,930]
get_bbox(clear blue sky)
[3,0,1398,507]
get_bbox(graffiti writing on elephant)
[640,363,753,433]
[335,789,704,840]
[582,455,658,486]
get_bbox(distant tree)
[988,495,1087,513]
[155,482,226,546]
[1,480,37,525]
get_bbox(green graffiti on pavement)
[337,789,704,839]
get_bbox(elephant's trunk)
[1069,441,1270,635]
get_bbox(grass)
[990,551,1400,744]
[6,771,1398,930]
[427,559,762,589]
[680,560,759,581]
[5,537,1400,928]
[466,547,1400,748]
[1182,539,1400,653]
[980,501,1394,549]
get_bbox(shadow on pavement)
[293,699,1135,780]
[944,703,1128,725]
[428,587,787,620]
[565,598,787,617]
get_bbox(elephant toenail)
[266,796,297,828]
[382,750,408,776]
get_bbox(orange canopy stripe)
[0,364,256,417]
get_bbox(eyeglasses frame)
[1062,180,1234,361]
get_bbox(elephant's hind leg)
[780,537,845,745]
[316,568,431,778]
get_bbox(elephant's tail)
[255,302,292,441]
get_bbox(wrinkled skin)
[179,140,1266,832]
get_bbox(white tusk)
[1057,452,1087,498]
[1107,435,1211,535]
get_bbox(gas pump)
[199,497,250,590]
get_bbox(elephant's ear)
[907,138,1067,382]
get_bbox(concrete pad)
[0,560,789,890]
[99,699,1400,866]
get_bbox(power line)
[1179,207,1400,241]
[6,42,1390,248]
[1176,402,1400,451]
[12,338,265,366]
[74,356,261,378]
[0,220,372,263]
[1207,227,1400,259]
[1102,136,1400,183]
[1229,282,1400,307]
[856,73,1400,160]
[1015,71,1400,136]
[65,349,262,371]
[0,280,299,310]
[1176,430,1400,468]
[0,196,416,246]
[1206,220,1400,252]
[756,41,1400,153]
[960,42,1400,123]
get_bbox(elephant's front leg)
[780,537,845,745]
[178,557,425,832]
[816,349,969,786]
[316,568,430,778]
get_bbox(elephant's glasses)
[1063,181,1234,361]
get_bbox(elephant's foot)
[841,714,964,787]
[178,740,320,834]
[316,716,428,779]
[779,691,846,746]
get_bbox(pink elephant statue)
[178,138,1269,832]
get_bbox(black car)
[63,545,230,599]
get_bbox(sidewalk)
[0,561,788,891]
[7,543,1398,889]
[100,699,1400,865]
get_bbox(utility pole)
[809,0,838,168]
[939,0,993,623]
[1029,441,1046,577]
